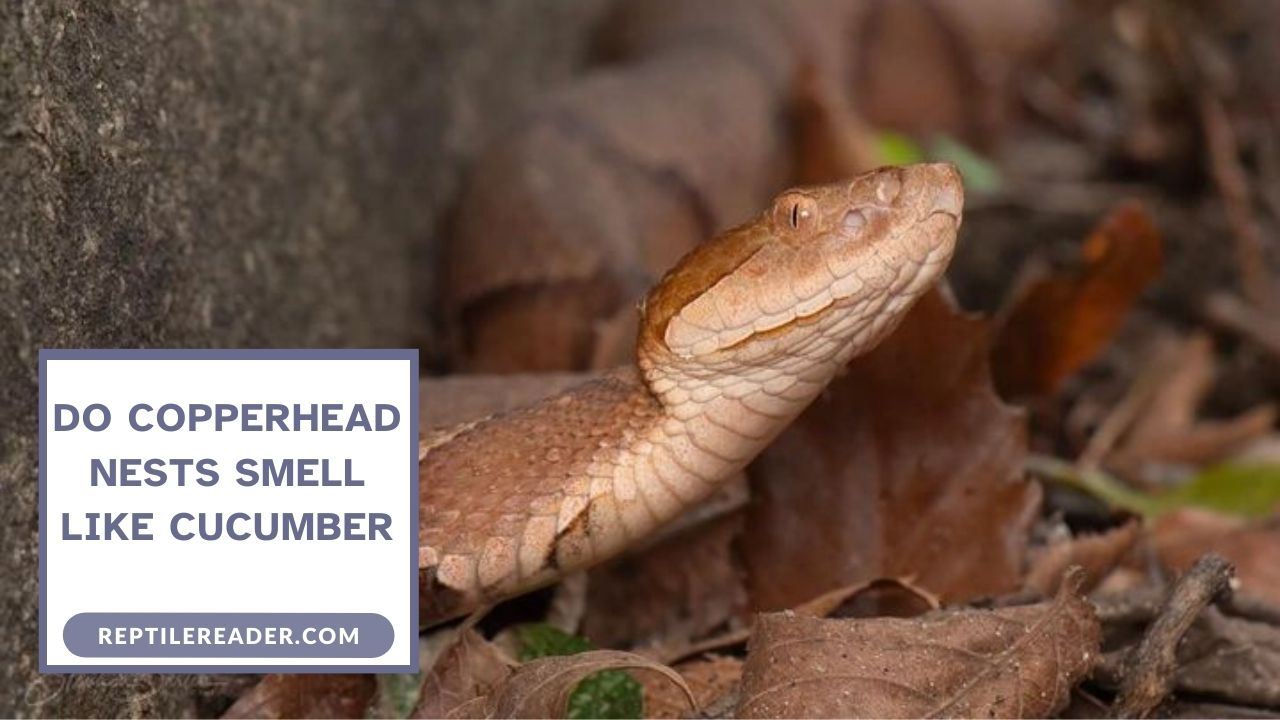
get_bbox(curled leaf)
[487,650,695,719]
[413,629,513,719]
[514,625,644,719]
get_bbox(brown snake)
[420,163,964,626]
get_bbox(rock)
[0,0,611,715]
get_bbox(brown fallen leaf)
[736,571,1100,718]
[1152,509,1280,606]
[221,674,375,719]
[581,513,748,650]
[640,655,744,719]
[1154,699,1280,719]
[412,628,515,719]
[992,202,1163,398]
[1111,333,1276,472]
[796,578,941,621]
[743,287,1039,611]
[1024,521,1141,597]
[486,650,695,719]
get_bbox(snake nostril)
[875,169,903,204]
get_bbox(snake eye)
[776,194,817,230]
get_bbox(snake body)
[421,164,964,625]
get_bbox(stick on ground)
[1113,554,1235,719]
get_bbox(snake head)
[640,163,962,375]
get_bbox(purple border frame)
[38,348,420,674]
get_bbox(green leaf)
[516,623,593,660]
[1027,455,1167,517]
[928,134,1003,195]
[1161,463,1280,518]
[1029,456,1280,520]
[874,131,925,167]
[515,624,644,719]
[565,668,645,719]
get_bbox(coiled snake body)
[421,164,964,625]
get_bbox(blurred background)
[4,0,1280,716]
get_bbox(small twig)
[1205,292,1280,360]
[1113,554,1235,718]
[1026,454,1164,517]
[1200,93,1280,313]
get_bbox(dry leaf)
[1025,521,1141,597]
[486,650,695,719]
[743,288,1039,611]
[992,202,1162,398]
[736,574,1101,718]
[641,655,743,719]
[792,578,941,621]
[1152,509,1280,606]
[222,674,375,719]
[412,629,514,719]
[829,578,943,619]
[582,513,747,650]
[1113,333,1276,470]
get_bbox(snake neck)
[623,293,889,524]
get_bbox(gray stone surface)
[0,1,610,715]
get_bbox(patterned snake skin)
[421,163,964,626]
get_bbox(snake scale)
[420,163,964,626]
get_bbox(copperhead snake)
[420,163,964,626]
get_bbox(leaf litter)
[228,1,1280,717]
[736,570,1100,718]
